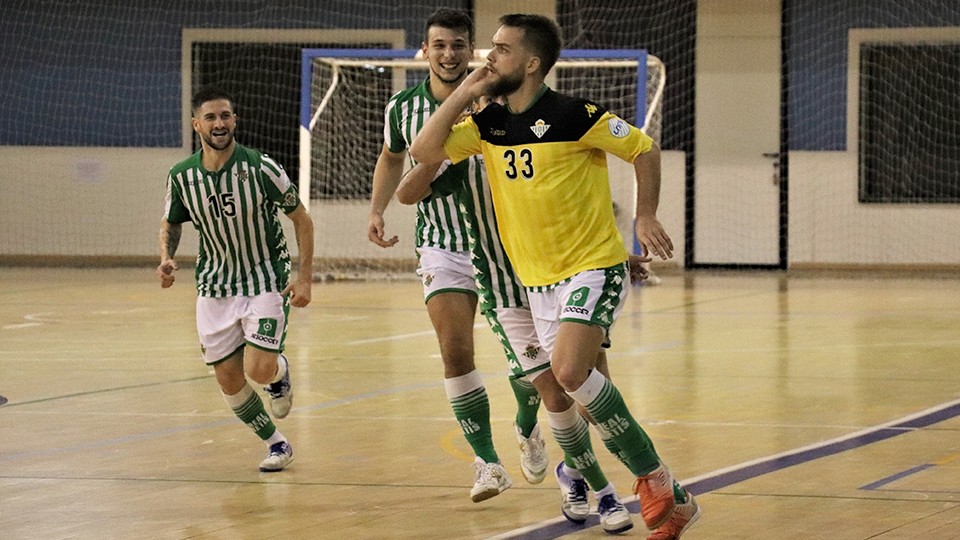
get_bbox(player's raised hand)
[156,259,178,288]
[367,212,399,248]
[461,63,496,98]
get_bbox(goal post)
[299,48,665,278]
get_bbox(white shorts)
[526,264,628,359]
[196,293,289,365]
[483,306,551,381]
[416,246,478,302]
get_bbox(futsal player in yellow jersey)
[411,13,700,540]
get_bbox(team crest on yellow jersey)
[530,119,550,139]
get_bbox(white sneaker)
[264,354,292,419]
[470,457,512,502]
[258,441,293,472]
[515,423,548,484]
[555,462,590,524]
[598,492,634,535]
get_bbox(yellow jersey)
[444,87,654,287]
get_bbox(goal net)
[300,48,665,279]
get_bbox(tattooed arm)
[156,218,182,288]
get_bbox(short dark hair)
[191,85,237,116]
[499,13,562,76]
[424,7,474,44]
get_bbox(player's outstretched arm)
[156,218,181,288]
[282,203,314,308]
[368,145,405,248]
[633,143,674,260]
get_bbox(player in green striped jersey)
[157,86,314,472]
[367,9,546,502]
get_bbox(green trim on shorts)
[277,292,291,351]
[483,308,552,380]
[424,287,478,304]
[515,362,553,379]
[556,319,614,350]
[246,340,283,354]
[593,263,627,327]
[208,343,245,366]
[557,263,626,329]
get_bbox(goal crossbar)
[298,48,662,208]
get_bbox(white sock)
[443,370,483,399]
[595,483,615,499]
[566,369,607,406]
[547,403,586,480]
[222,383,255,409]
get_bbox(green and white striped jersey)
[459,157,528,311]
[163,144,299,297]
[384,79,470,252]
[384,79,526,310]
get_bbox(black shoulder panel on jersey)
[473,89,608,146]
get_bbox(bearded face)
[487,69,524,98]
[192,99,236,152]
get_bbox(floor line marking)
[347,323,487,345]
[859,464,935,491]
[487,397,960,539]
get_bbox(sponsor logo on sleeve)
[608,118,630,138]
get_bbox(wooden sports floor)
[2,267,959,539]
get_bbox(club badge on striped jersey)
[530,119,550,139]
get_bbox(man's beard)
[202,130,234,150]
[488,71,523,98]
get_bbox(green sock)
[548,405,609,491]
[225,385,276,441]
[445,371,498,463]
[509,376,541,437]
[596,425,629,468]
[571,371,661,476]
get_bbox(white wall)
[0,146,683,267]
[0,147,188,259]
[789,151,960,266]
[6,144,954,268]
